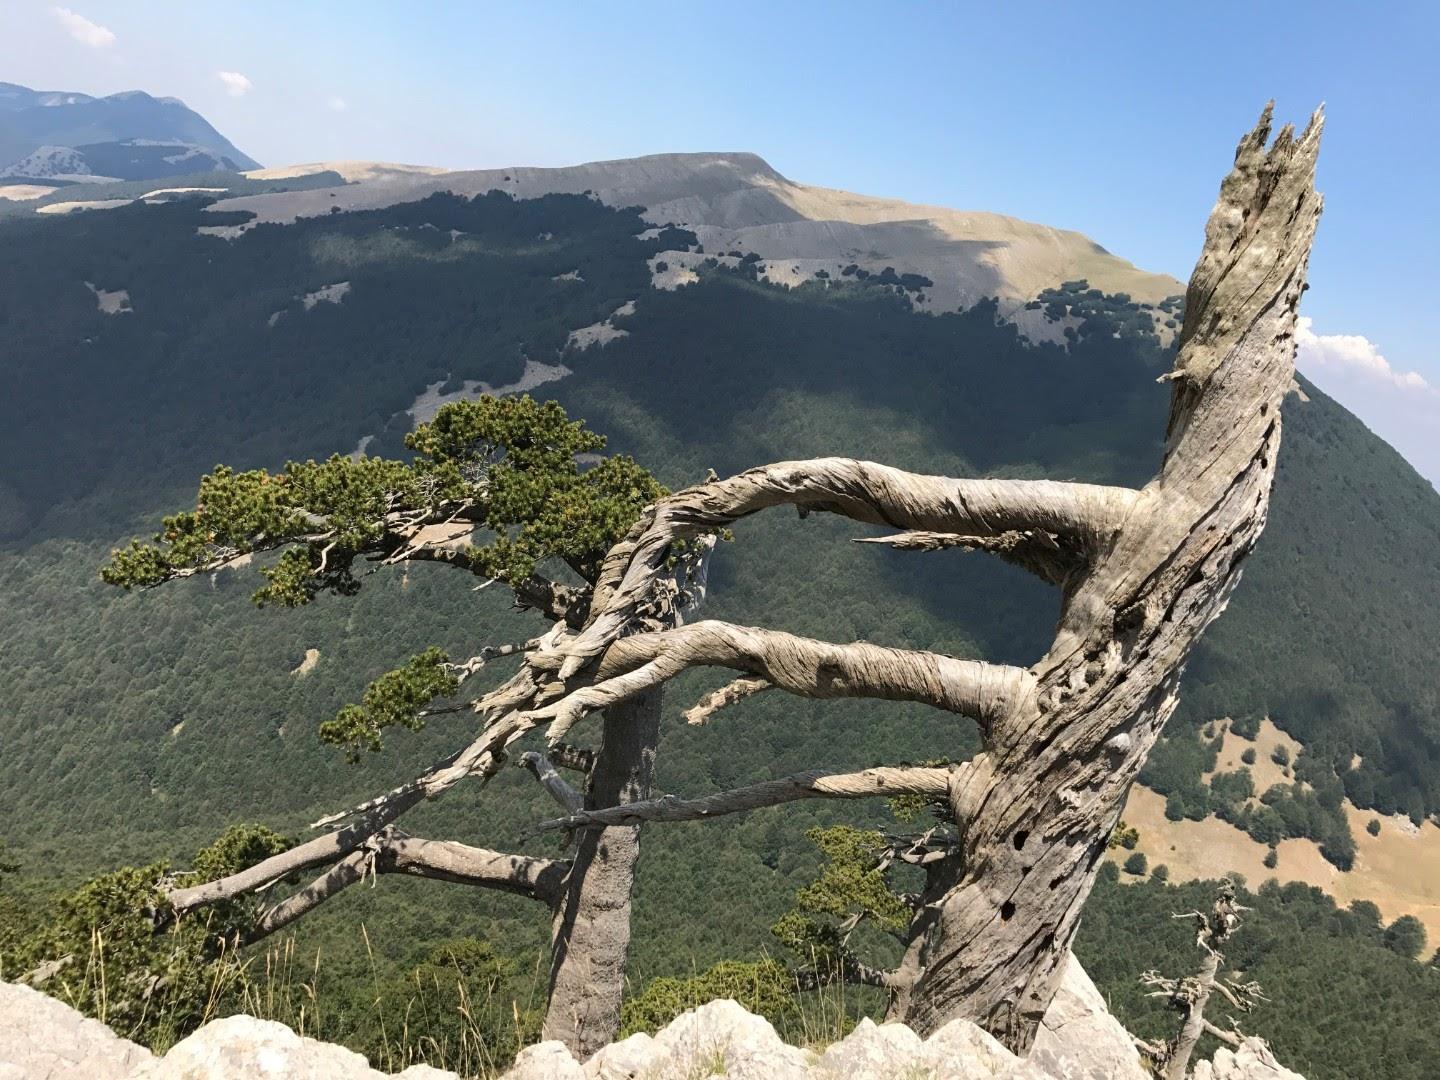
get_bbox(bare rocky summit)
[1,957,1301,1079]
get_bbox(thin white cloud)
[1296,317,1432,394]
[1296,317,1440,487]
[51,6,115,48]
[217,71,254,98]
[326,95,348,112]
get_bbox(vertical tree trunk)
[541,687,660,1056]
[1164,949,1221,1080]
[896,109,1323,1052]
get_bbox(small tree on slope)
[88,104,1318,1056]
[1137,881,1267,1079]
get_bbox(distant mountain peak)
[0,81,259,177]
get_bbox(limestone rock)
[1029,954,1147,1080]
[129,1015,458,1080]
[922,1018,1046,1079]
[584,1032,655,1078]
[505,1040,585,1080]
[1192,1037,1306,1080]
[813,1017,924,1078]
[1,971,1306,1080]
[0,982,155,1080]
[642,998,810,1079]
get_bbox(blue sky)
[4,1,1437,479]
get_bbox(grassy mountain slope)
[190,149,1180,333]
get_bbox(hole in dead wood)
[1013,830,1029,851]
[1261,456,1269,469]
[1001,901,1016,921]
[1049,873,1066,890]
[1260,403,1268,415]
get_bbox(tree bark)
[1164,948,1221,1080]
[541,688,661,1056]
[893,107,1323,1051]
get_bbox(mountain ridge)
[208,150,1180,331]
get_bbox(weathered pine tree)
[101,397,708,1054]
[101,104,1320,1056]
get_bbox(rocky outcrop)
[0,982,155,1079]
[0,983,452,1080]
[1192,1038,1306,1080]
[1,964,1304,1079]
[131,1017,453,1080]
[506,955,1148,1080]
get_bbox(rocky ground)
[0,958,1301,1079]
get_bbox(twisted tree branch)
[519,750,584,813]
[567,464,1137,677]
[243,834,567,942]
[853,528,1085,586]
[532,620,1031,744]
[536,765,954,830]
[683,676,773,725]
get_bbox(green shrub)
[621,958,798,1035]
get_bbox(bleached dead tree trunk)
[889,108,1323,1047]
[536,105,1324,1051]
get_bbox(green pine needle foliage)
[319,647,457,760]
[100,395,667,756]
[620,957,799,1036]
[101,396,665,605]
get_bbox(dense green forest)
[1078,869,1440,1080]
[2,186,1438,1072]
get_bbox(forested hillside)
[1,186,1437,1072]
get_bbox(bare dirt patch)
[301,282,351,309]
[1204,717,1303,792]
[406,359,572,426]
[0,184,59,201]
[85,282,132,315]
[566,300,636,350]
[1119,783,1440,947]
[36,199,131,214]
